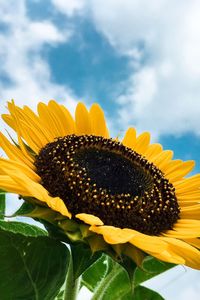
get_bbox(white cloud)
[51,0,86,16]
[0,0,77,116]
[87,0,200,138]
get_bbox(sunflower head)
[34,134,180,236]
[0,100,200,269]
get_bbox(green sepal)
[58,219,80,232]
[66,230,83,242]
[38,219,72,243]
[123,243,146,266]
[13,201,58,222]
[87,234,108,253]
[71,243,102,279]
[79,223,94,238]
[111,243,126,256]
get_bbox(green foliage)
[82,254,111,292]
[0,193,174,299]
[71,243,102,279]
[0,223,70,300]
[134,256,175,286]
[90,257,132,300]
[119,254,137,284]
[82,254,132,299]
[11,201,36,217]
[134,286,164,300]
[0,191,5,220]
[82,253,174,300]
[0,220,47,237]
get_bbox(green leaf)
[134,256,175,286]
[11,201,36,217]
[91,261,132,300]
[142,256,175,273]
[55,290,64,300]
[41,220,72,243]
[119,254,137,284]
[82,254,110,292]
[134,286,164,300]
[71,243,102,279]
[0,192,5,220]
[87,255,171,300]
[133,267,154,286]
[0,220,47,237]
[0,228,70,300]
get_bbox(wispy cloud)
[85,0,200,138]
[0,0,77,115]
[2,0,200,140]
[49,0,200,138]
[51,0,86,16]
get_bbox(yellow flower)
[0,100,200,269]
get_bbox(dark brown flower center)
[35,135,180,235]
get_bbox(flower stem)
[63,249,80,300]
[91,264,121,300]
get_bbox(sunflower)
[0,100,200,269]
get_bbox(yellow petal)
[75,102,92,135]
[0,132,34,168]
[7,101,40,157]
[179,201,200,207]
[47,101,76,136]
[2,167,71,218]
[1,114,16,130]
[144,143,163,161]
[166,161,195,182]
[162,159,182,173]
[90,226,136,244]
[89,104,109,137]
[37,102,60,139]
[178,191,200,200]
[152,249,185,265]
[122,128,136,149]
[48,100,69,137]
[174,174,200,193]
[0,175,31,195]
[160,237,200,270]
[0,158,40,182]
[134,132,150,155]
[163,230,200,239]
[181,204,200,212]
[90,225,167,254]
[181,211,200,220]
[16,122,42,153]
[76,213,104,225]
[14,104,51,144]
[174,219,200,227]
[60,105,76,134]
[129,233,167,254]
[182,238,200,249]
[152,150,173,170]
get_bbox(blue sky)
[1,0,200,172]
[0,1,200,299]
